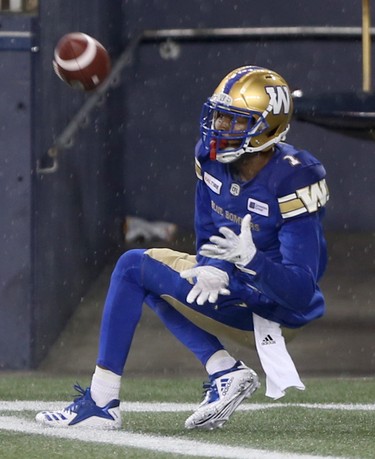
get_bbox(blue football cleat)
[35,384,121,429]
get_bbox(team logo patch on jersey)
[204,172,222,194]
[247,198,269,217]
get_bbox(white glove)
[199,214,256,267]
[180,266,230,305]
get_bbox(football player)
[36,66,329,430]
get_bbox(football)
[53,32,111,91]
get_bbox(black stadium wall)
[0,0,374,369]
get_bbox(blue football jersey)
[194,140,329,327]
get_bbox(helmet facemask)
[200,99,270,163]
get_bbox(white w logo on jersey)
[278,179,329,219]
[265,86,291,114]
[297,179,329,213]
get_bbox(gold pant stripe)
[145,248,196,275]
[161,294,256,348]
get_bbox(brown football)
[53,32,111,91]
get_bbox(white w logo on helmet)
[265,86,291,115]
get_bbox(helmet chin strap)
[215,148,245,163]
[246,125,290,154]
[215,125,290,163]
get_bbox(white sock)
[90,366,121,407]
[205,350,237,375]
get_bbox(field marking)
[0,401,372,459]
[0,400,374,412]
[0,415,344,459]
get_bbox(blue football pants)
[96,248,256,375]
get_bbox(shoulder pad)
[195,140,210,180]
[195,139,210,161]
[275,144,326,193]
[275,144,329,219]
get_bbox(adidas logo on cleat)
[219,377,233,396]
[261,334,276,345]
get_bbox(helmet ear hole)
[267,127,278,137]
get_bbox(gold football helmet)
[200,66,293,163]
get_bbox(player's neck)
[231,148,275,182]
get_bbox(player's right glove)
[199,214,256,268]
[180,266,230,306]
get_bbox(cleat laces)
[201,378,219,405]
[64,384,90,414]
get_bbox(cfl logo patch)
[230,183,240,196]
[265,86,291,115]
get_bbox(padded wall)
[0,15,34,368]
[0,2,124,369]
[31,0,125,367]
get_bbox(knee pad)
[112,249,145,282]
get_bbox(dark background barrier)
[0,0,374,370]
[0,2,125,369]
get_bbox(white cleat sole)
[35,410,122,430]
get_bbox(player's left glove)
[180,266,230,305]
[199,214,256,268]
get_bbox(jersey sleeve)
[276,152,329,221]
[239,152,328,311]
[194,172,215,251]
[240,213,326,311]
[194,140,219,253]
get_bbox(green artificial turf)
[0,373,374,458]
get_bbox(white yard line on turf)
[0,401,374,412]
[0,415,344,459]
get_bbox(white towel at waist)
[253,313,305,399]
